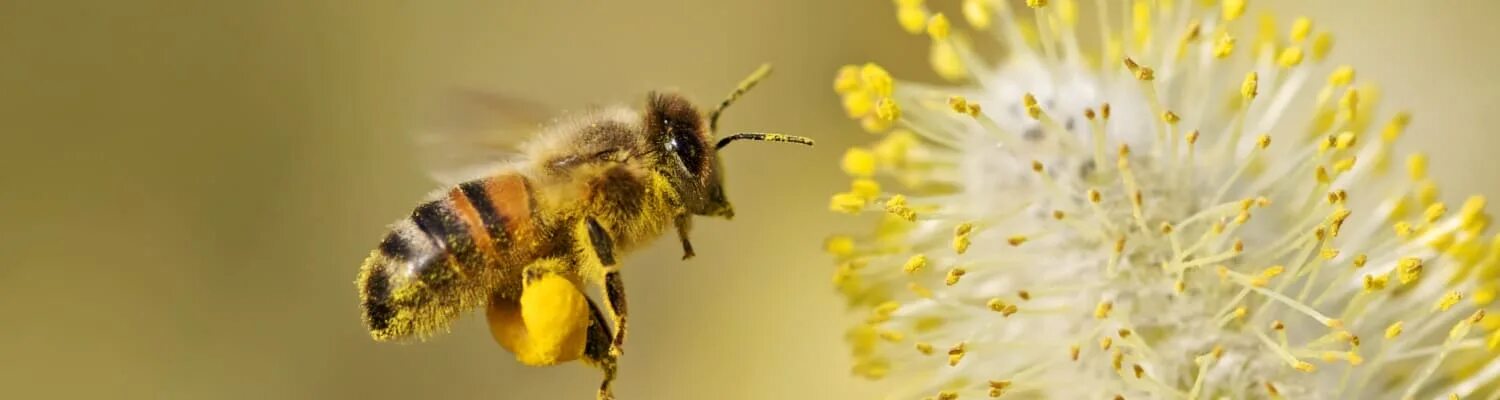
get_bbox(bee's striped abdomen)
[359,173,540,341]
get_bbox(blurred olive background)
[0,1,1496,399]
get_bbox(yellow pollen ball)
[903,254,929,274]
[834,65,861,94]
[1222,0,1246,21]
[851,179,881,200]
[824,235,856,256]
[1027,0,1048,8]
[1242,72,1259,100]
[861,63,894,96]
[489,273,591,366]
[876,97,902,121]
[1214,33,1236,59]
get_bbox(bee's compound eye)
[671,128,706,176]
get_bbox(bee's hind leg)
[583,298,618,400]
[585,218,628,356]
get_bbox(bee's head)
[644,65,812,219]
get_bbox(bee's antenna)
[708,63,774,135]
[715,132,815,150]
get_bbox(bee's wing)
[417,90,553,185]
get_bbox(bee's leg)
[582,298,618,400]
[673,213,695,260]
[585,218,628,356]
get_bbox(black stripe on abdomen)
[363,265,394,332]
[459,180,508,244]
[412,201,460,251]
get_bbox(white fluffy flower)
[828,1,1500,398]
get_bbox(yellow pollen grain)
[1100,336,1113,350]
[903,254,928,274]
[937,390,957,400]
[986,298,1008,312]
[1256,134,1272,149]
[1031,160,1045,173]
[1095,300,1114,319]
[1352,254,1368,268]
[1425,203,1448,223]
[1233,306,1248,320]
[1052,210,1066,220]
[1088,189,1102,203]
[879,330,905,342]
[1018,290,1031,301]
[1364,273,1389,292]
[1272,320,1285,331]
[885,195,917,221]
[850,179,881,201]
[1070,344,1081,361]
[1111,349,1124,371]
[1162,110,1180,124]
[1008,235,1028,246]
[1186,130,1200,145]
[948,96,969,114]
[1026,0,1047,8]
[1117,328,1132,338]
[1293,361,1316,373]
[1133,364,1146,379]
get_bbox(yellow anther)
[1115,237,1127,254]
[842,148,877,177]
[1242,72,1259,101]
[944,267,967,286]
[915,342,934,355]
[1135,66,1155,81]
[1256,134,1272,149]
[1289,17,1312,43]
[1333,157,1356,173]
[1214,32,1236,59]
[1160,222,1174,234]
[989,380,1013,397]
[1112,349,1124,371]
[1277,46,1304,68]
[1233,306,1248,320]
[1069,344,1081,361]
[1398,257,1423,285]
[848,180,882,202]
[861,63,894,96]
[1293,361,1316,373]
[902,254,929,274]
[930,40,968,81]
[962,0,992,29]
[834,65,862,94]
[948,96,969,114]
[824,235,856,257]
[1026,0,1047,8]
[1007,235,1028,246]
[1312,32,1335,61]
[1426,203,1448,223]
[1051,210,1066,220]
[1315,167,1330,184]
[1095,300,1114,319]
[1212,345,1225,360]
[947,342,967,366]
[1031,160,1045,173]
[1162,111,1180,124]
[1018,290,1031,301]
[876,97,902,121]
[897,5,928,35]
[885,195,917,221]
[1394,221,1415,239]
[953,222,974,254]
[1382,112,1413,142]
[1435,290,1462,312]
[1133,364,1146,379]
[830,193,867,214]
[1100,336,1114,350]
[841,90,875,118]
[1088,189,1102,203]
[1186,130,1200,145]
[1353,254,1368,268]
[1265,383,1281,397]
[1222,0,1246,21]
[1271,320,1285,331]
[926,13,950,40]
[1329,66,1355,87]
[874,130,916,166]
[879,330,905,342]
[1334,131,1357,149]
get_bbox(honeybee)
[356,65,812,399]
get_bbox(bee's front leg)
[674,213,695,260]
